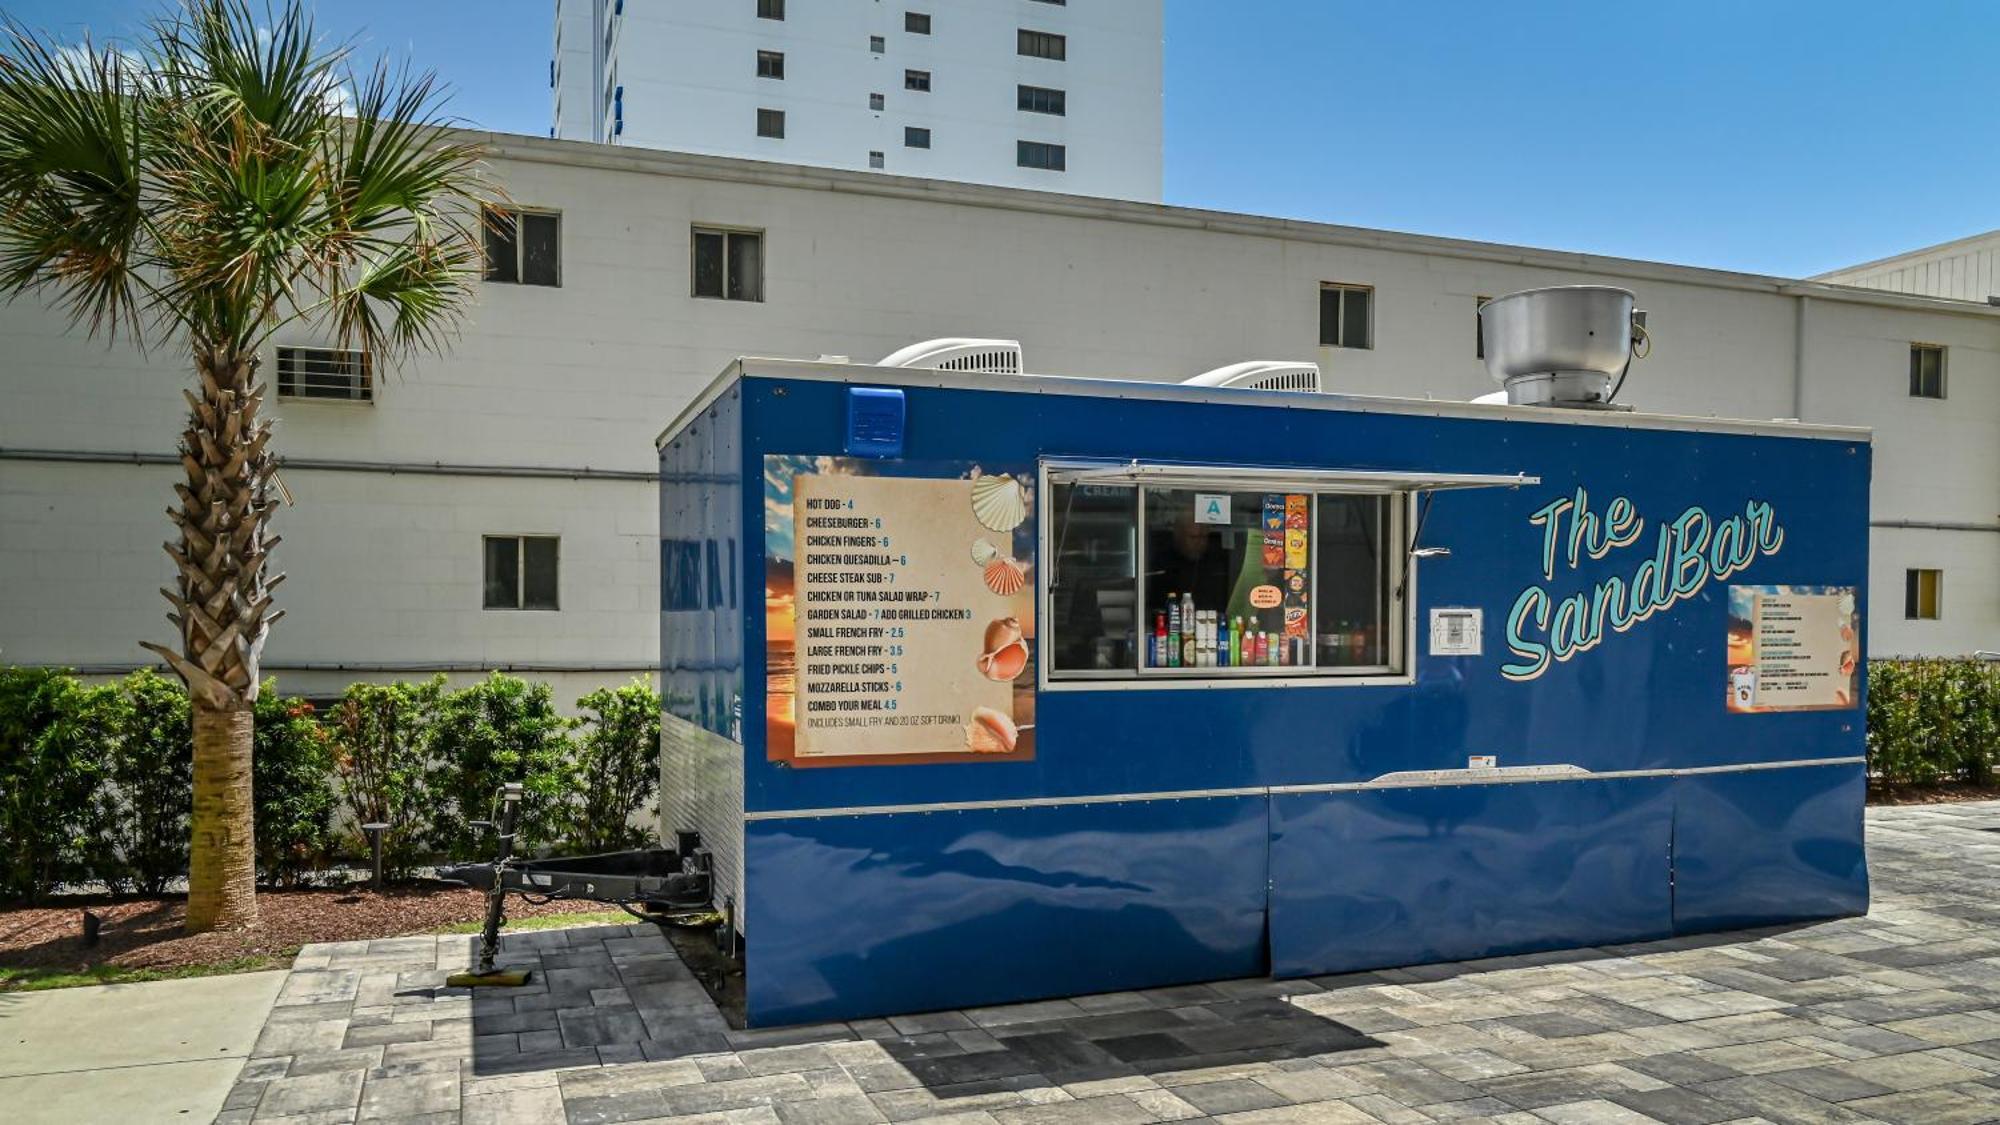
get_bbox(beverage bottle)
[1267,632,1280,666]
[1199,611,1214,667]
[1166,594,1180,668]
[1153,611,1167,667]
[1217,615,1231,667]
[1230,617,1243,666]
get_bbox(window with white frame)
[1018,28,1065,59]
[905,11,930,33]
[484,536,559,610]
[1909,344,1945,399]
[691,226,763,301]
[904,126,930,149]
[756,108,785,138]
[905,69,930,92]
[276,346,371,401]
[758,0,784,19]
[756,50,784,79]
[1906,568,1942,620]
[1018,84,1065,115]
[1045,470,1408,681]
[482,206,560,287]
[1017,140,1065,171]
[1320,283,1373,349]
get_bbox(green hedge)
[1868,658,2000,787]
[0,670,662,902]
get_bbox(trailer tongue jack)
[439,783,714,989]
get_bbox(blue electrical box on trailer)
[657,356,1872,1027]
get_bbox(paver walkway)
[223,801,2000,1123]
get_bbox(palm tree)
[0,0,486,931]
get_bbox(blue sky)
[11,1,1994,277]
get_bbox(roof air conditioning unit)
[879,338,1023,375]
[1182,361,1322,393]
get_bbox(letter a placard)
[1195,493,1231,525]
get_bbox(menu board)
[765,457,1036,765]
[1726,585,1858,712]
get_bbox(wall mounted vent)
[1182,361,1322,393]
[878,338,1023,375]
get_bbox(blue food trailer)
[657,351,1870,1028]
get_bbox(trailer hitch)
[438,783,714,988]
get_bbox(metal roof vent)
[1182,361,1323,393]
[879,338,1022,375]
[1478,286,1648,408]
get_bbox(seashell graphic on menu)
[982,557,1027,596]
[965,706,1018,753]
[976,616,1029,681]
[970,538,1001,567]
[970,473,1028,532]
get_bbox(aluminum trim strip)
[742,756,1868,821]
[1056,462,1539,493]
[704,359,1873,444]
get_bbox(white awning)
[1049,460,1538,494]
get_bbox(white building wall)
[553,0,604,142]
[2,136,1996,703]
[1818,229,2000,304]
[554,0,1163,200]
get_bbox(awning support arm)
[1394,491,1439,603]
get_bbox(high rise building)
[551,0,1164,201]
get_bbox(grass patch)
[430,910,635,935]
[0,953,294,992]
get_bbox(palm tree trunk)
[187,702,257,930]
[142,349,283,933]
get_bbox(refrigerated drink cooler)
[656,350,1871,1027]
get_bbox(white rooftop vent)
[1183,361,1322,393]
[879,338,1022,375]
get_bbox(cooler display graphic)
[1726,584,1860,712]
[764,456,1035,764]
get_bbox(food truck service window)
[1046,467,1416,683]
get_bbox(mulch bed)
[0,883,612,975]
[1869,783,2000,806]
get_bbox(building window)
[1018,84,1065,115]
[276,346,371,401]
[757,50,784,79]
[482,206,561,287]
[1018,29,1066,60]
[1319,284,1373,349]
[905,69,930,92]
[1909,344,1945,398]
[1017,140,1066,171]
[869,92,885,110]
[758,0,784,19]
[1475,295,1492,358]
[1905,568,1942,620]
[484,536,559,611]
[868,150,884,169]
[756,108,785,138]
[870,35,885,53]
[1046,476,1404,679]
[904,126,930,149]
[692,226,764,302]
[905,11,930,34]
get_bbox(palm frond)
[0,20,150,338]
